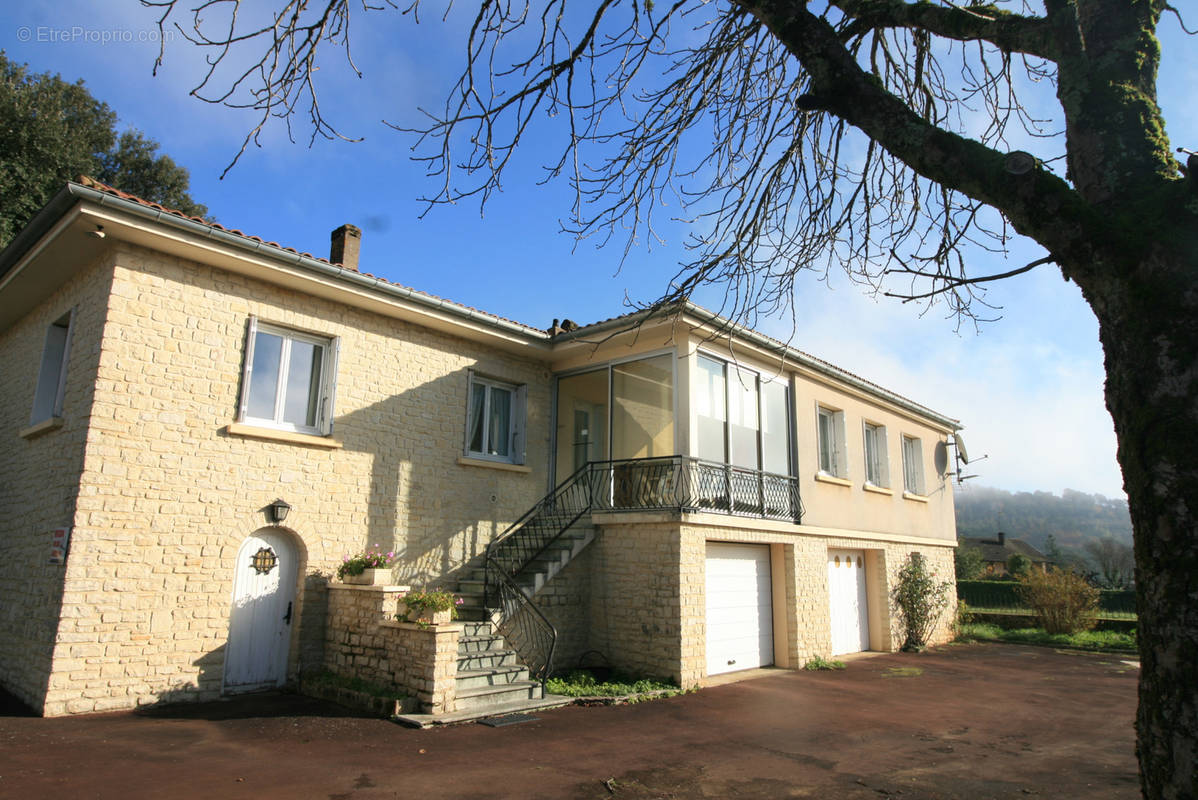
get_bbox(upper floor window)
[467,373,526,463]
[902,435,925,495]
[817,405,846,477]
[30,309,76,425]
[695,354,791,474]
[863,421,889,487]
[238,317,338,435]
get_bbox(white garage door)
[706,542,773,676]
[828,549,870,655]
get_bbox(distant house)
[959,532,1052,576]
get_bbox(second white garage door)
[828,549,870,655]
[705,542,773,676]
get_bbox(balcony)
[584,456,803,523]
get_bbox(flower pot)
[416,608,453,626]
[342,568,391,586]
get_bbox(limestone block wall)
[38,244,552,715]
[0,254,115,712]
[583,518,684,683]
[530,546,593,673]
[324,584,460,713]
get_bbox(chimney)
[330,224,362,271]
[997,531,1006,546]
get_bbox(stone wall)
[0,254,115,712]
[34,244,552,715]
[583,518,684,683]
[323,584,460,713]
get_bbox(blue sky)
[6,2,1195,500]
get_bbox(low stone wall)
[322,584,461,714]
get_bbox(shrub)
[1015,568,1099,635]
[892,553,953,652]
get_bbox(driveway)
[0,643,1138,799]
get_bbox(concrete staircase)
[457,521,596,603]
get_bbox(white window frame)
[816,405,847,478]
[902,434,925,495]
[465,372,527,464]
[863,421,889,488]
[30,309,76,425]
[237,317,339,436]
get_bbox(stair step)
[456,664,530,690]
[457,649,519,671]
[459,620,494,637]
[455,680,544,711]
[458,634,505,654]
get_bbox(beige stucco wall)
[35,243,553,715]
[0,254,115,711]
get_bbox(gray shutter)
[512,384,528,465]
[237,316,258,422]
[52,308,76,418]
[320,336,340,435]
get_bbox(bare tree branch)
[834,0,1058,59]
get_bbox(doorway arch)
[224,529,300,692]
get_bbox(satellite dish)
[953,432,970,465]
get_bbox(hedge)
[957,580,1136,615]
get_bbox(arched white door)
[224,530,298,692]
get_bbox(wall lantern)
[267,498,292,525]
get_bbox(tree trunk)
[1087,238,1198,799]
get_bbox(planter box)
[399,604,453,625]
[341,568,392,586]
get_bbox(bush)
[892,553,953,651]
[1015,568,1099,634]
[803,656,846,671]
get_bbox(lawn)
[956,622,1138,654]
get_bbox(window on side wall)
[863,421,889,487]
[30,309,76,424]
[816,405,846,478]
[466,372,526,464]
[902,435,925,495]
[237,317,339,435]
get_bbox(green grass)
[967,606,1137,621]
[546,670,682,698]
[956,622,1138,653]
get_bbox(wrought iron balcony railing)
[587,456,804,523]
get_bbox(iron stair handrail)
[482,462,598,683]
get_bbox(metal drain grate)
[478,714,539,727]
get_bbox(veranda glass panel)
[612,354,674,460]
[728,365,759,469]
[761,381,790,475]
[696,355,727,463]
[555,369,609,484]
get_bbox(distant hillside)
[954,486,1132,553]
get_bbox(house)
[959,532,1052,576]
[0,178,960,718]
